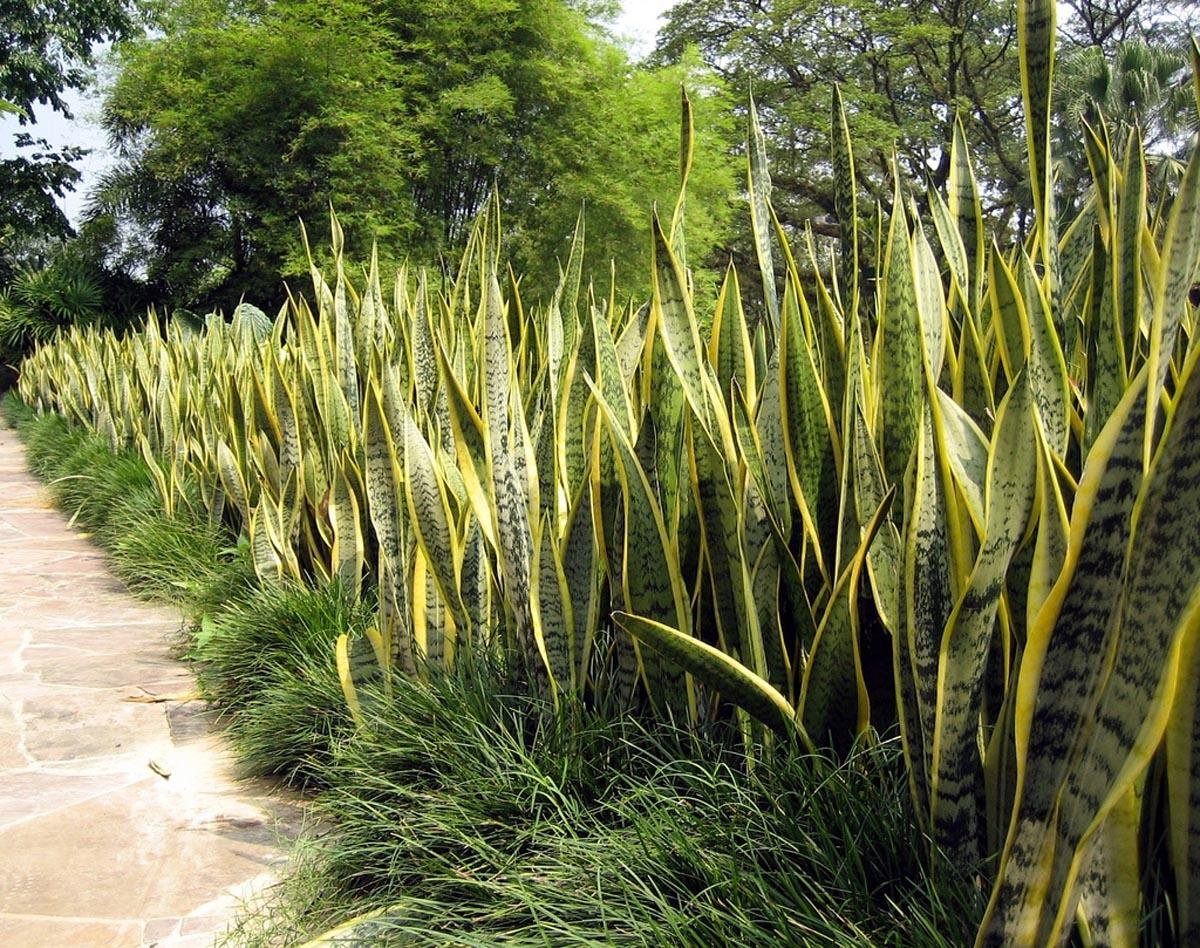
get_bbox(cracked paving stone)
[0,422,302,947]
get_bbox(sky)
[614,0,674,58]
[1,0,675,229]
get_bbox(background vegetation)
[5,0,1200,340]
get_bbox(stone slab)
[0,421,298,946]
[0,914,144,947]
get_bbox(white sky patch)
[0,86,107,228]
[613,0,674,58]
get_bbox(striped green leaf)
[747,95,779,338]
[878,183,923,488]
[1167,609,1200,941]
[931,372,1037,868]
[979,371,1150,944]
[614,611,794,738]
[831,84,859,318]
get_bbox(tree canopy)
[0,0,137,274]
[654,0,1025,233]
[1059,0,1200,51]
[86,0,737,312]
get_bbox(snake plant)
[19,8,1200,941]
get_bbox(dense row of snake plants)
[16,2,1200,943]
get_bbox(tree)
[0,256,103,356]
[1054,8,1199,213]
[506,48,738,303]
[654,0,1025,236]
[1058,0,1200,52]
[0,0,138,275]
[91,0,419,311]
[89,0,737,312]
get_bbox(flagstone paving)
[0,421,301,946]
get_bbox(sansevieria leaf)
[613,611,795,737]
[903,409,957,824]
[329,461,365,598]
[931,371,1037,868]
[1005,347,1200,945]
[1018,0,1056,263]
[948,115,985,315]
[747,95,779,338]
[831,84,858,320]
[651,211,711,433]
[878,181,922,489]
[1167,603,1200,941]
[399,403,466,634]
[800,486,895,749]
[481,269,543,686]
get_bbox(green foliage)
[15,9,1200,944]
[93,0,418,310]
[0,141,86,272]
[11,405,158,539]
[229,667,980,947]
[1058,0,1200,52]
[508,48,738,303]
[110,512,246,612]
[191,581,371,785]
[0,258,104,367]
[0,245,150,391]
[192,581,373,714]
[0,0,139,263]
[1055,36,1198,212]
[221,645,352,787]
[655,0,1024,232]
[7,389,977,946]
[91,0,737,311]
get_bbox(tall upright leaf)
[931,373,1037,867]
[748,95,779,338]
[831,84,859,321]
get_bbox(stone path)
[0,422,300,946]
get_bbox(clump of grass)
[223,646,352,787]
[21,418,155,543]
[192,580,373,709]
[229,662,984,947]
[191,580,374,786]
[110,510,251,613]
[1,391,31,424]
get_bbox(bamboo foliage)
[18,10,1200,940]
